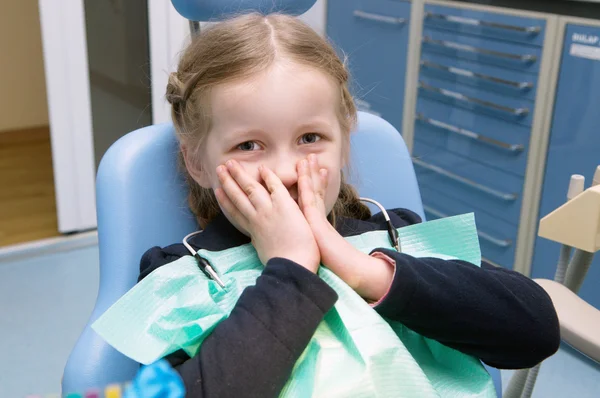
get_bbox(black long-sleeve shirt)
[139,209,560,397]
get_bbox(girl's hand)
[215,160,320,273]
[298,155,393,301]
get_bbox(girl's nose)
[271,156,299,195]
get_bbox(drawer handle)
[481,256,504,267]
[418,81,529,117]
[416,113,524,153]
[422,36,537,63]
[413,158,518,201]
[424,11,541,34]
[353,10,407,25]
[423,205,513,248]
[420,60,534,90]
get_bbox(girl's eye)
[237,141,260,151]
[299,133,321,145]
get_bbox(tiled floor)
[0,234,99,397]
[0,233,599,397]
[502,344,600,397]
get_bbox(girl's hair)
[166,13,371,227]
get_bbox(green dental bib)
[93,213,496,397]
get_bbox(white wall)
[0,2,49,132]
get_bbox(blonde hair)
[166,13,370,227]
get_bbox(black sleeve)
[138,245,187,282]
[139,250,337,398]
[371,249,560,370]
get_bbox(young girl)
[138,13,559,397]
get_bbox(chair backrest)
[348,113,424,217]
[62,124,198,393]
[61,112,424,393]
[171,0,318,21]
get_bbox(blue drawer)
[423,4,546,47]
[422,28,542,74]
[417,76,534,126]
[420,185,517,268]
[414,113,528,177]
[327,0,411,105]
[412,139,524,224]
[420,53,538,101]
[415,97,532,146]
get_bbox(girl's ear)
[181,144,212,188]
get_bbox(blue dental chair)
[61,1,502,395]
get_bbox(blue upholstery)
[62,124,198,394]
[171,0,317,21]
[347,113,424,219]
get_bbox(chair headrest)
[171,0,318,21]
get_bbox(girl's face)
[189,60,346,224]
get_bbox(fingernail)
[217,165,225,174]
[308,154,316,163]
[300,159,307,168]
[226,160,234,168]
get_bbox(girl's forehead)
[210,62,339,124]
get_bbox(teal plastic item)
[123,360,185,398]
[93,213,495,397]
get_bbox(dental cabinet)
[327,0,413,128]
[327,1,600,309]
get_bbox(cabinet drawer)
[420,185,517,268]
[420,53,538,101]
[413,140,524,224]
[414,114,528,176]
[327,0,411,105]
[417,76,534,127]
[422,28,542,74]
[424,4,546,47]
[415,97,532,146]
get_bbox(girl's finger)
[214,187,250,232]
[308,154,325,201]
[319,168,328,191]
[307,154,320,192]
[297,159,316,209]
[259,165,289,200]
[225,160,271,211]
[217,164,257,218]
